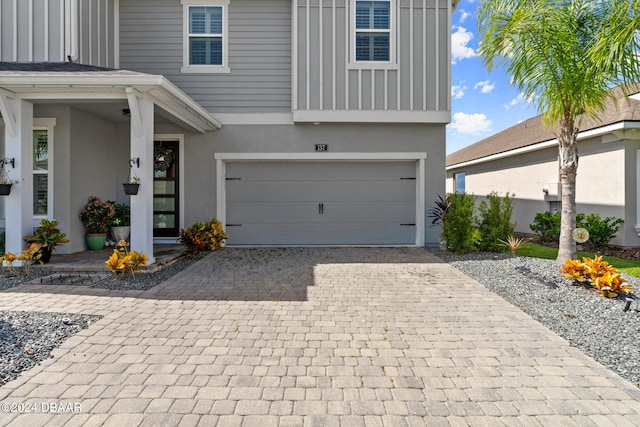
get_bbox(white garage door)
[225,161,417,245]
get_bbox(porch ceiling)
[0,63,221,133]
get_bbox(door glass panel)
[154,181,175,195]
[154,141,179,237]
[154,198,175,211]
[154,214,175,229]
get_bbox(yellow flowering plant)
[105,240,148,278]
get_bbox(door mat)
[28,273,111,286]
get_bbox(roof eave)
[446,120,640,170]
[0,73,222,133]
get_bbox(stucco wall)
[68,108,129,253]
[173,122,445,246]
[447,134,635,247]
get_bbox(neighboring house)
[0,0,457,262]
[446,86,640,247]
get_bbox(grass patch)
[516,243,640,278]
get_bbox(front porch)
[0,63,221,265]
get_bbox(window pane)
[33,130,48,171]
[356,1,389,29]
[154,181,176,195]
[154,197,175,211]
[190,37,222,65]
[154,214,175,229]
[33,174,48,215]
[455,173,466,193]
[356,33,389,61]
[189,6,222,34]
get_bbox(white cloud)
[505,92,535,109]
[451,84,467,100]
[458,9,470,24]
[474,80,495,94]
[450,112,493,135]
[451,26,476,64]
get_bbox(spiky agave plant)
[498,235,529,256]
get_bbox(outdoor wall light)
[130,157,140,168]
[0,158,15,169]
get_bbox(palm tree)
[477,0,640,263]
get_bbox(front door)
[153,141,179,237]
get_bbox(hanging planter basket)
[0,183,12,196]
[123,183,140,195]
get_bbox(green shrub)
[178,218,228,257]
[530,211,561,242]
[476,192,515,252]
[576,213,624,250]
[530,211,623,249]
[442,192,476,253]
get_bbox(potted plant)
[24,219,69,263]
[0,169,22,196]
[123,175,140,195]
[79,196,115,251]
[110,202,131,243]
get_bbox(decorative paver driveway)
[1,248,639,426]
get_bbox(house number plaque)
[315,144,328,151]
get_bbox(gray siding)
[77,0,117,67]
[119,0,292,114]
[0,0,115,66]
[294,0,450,115]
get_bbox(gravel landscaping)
[431,249,640,389]
[0,311,101,387]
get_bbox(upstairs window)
[354,0,393,63]
[181,0,230,73]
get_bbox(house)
[0,0,457,263]
[446,86,640,247]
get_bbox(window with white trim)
[352,0,394,63]
[32,118,55,225]
[181,0,230,74]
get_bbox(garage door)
[225,161,417,245]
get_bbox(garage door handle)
[226,224,242,227]
[400,223,416,226]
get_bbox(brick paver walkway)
[1,248,639,426]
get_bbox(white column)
[128,92,155,264]
[4,100,33,256]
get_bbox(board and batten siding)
[0,0,115,67]
[119,0,292,114]
[293,0,451,122]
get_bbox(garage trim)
[214,152,427,246]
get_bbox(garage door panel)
[227,223,416,245]
[225,161,417,245]
[227,181,415,203]
[228,202,415,223]
[227,161,415,181]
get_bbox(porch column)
[3,99,33,257]
[128,90,155,264]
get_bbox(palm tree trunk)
[556,119,579,264]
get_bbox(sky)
[446,0,537,154]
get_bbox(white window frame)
[349,0,396,67]
[33,118,56,227]
[454,172,465,193]
[181,0,231,74]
